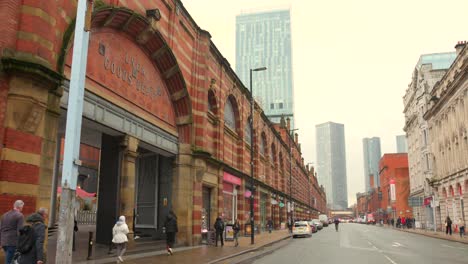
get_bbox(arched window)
[245,119,252,145]
[224,98,236,130]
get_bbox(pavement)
[391,225,468,244]
[250,223,468,264]
[77,229,291,264]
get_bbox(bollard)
[87,231,93,260]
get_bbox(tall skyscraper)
[396,135,408,153]
[362,137,382,191]
[235,9,294,127]
[316,122,348,210]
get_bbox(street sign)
[279,202,285,208]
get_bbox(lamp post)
[288,128,299,231]
[249,67,267,245]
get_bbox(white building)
[403,50,456,229]
[424,42,468,230]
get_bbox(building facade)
[403,50,456,229]
[316,122,348,210]
[379,154,413,222]
[235,9,294,127]
[0,0,327,258]
[424,42,468,231]
[362,137,382,191]
[396,135,408,153]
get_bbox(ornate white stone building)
[424,42,468,230]
[403,50,457,229]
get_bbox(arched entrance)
[47,7,194,261]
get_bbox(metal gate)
[135,153,159,228]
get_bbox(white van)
[319,214,329,227]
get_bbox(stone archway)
[61,7,193,143]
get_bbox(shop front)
[223,172,242,224]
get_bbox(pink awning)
[57,187,96,198]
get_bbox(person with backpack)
[16,208,47,264]
[164,210,178,255]
[0,200,25,264]
[112,216,129,263]
[214,217,224,247]
[232,219,240,247]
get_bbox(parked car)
[292,221,313,238]
[307,220,317,233]
[311,219,323,230]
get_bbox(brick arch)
[456,182,463,196]
[442,187,448,198]
[61,7,193,143]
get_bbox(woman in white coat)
[112,216,129,263]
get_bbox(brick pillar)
[192,177,203,243]
[172,143,195,245]
[119,135,138,241]
[274,204,280,229]
[237,181,244,225]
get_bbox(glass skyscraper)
[235,9,294,127]
[362,137,382,191]
[316,122,348,210]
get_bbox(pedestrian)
[214,217,224,247]
[445,216,453,235]
[391,218,395,227]
[0,200,25,264]
[267,218,273,233]
[457,218,465,238]
[402,216,406,229]
[164,210,178,255]
[16,208,47,264]
[112,216,129,263]
[397,217,401,228]
[233,219,240,247]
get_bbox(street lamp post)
[288,128,299,231]
[249,67,267,245]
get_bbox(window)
[245,119,252,145]
[270,103,275,109]
[260,135,266,155]
[224,99,236,130]
[279,102,283,109]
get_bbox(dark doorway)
[95,134,121,244]
[202,187,212,232]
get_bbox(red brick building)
[0,0,326,251]
[380,153,412,221]
[355,154,412,223]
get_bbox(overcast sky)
[182,0,468,206]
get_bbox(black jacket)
[164,214,178,233]
[18,213,46,264]
[214,218,224,232]
[233,222,240,233]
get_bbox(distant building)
[396,135,408,153]
[379,153,412,221]
[316,122,348,210]
[403,50,456,229]
[362,137,382,191]
[235,9,294,127]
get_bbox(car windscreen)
[294,222,307,227]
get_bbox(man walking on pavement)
[267,219,273,233]
[214,217,224,247]
[0,200,25,264]
[445,216,453,235]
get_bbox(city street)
[251,224,468,264]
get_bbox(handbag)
[12,252,21,264]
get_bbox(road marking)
[383,254,398,264]
[392,242,404,247]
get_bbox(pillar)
[172,143,194,245]
[119,135,138,240]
